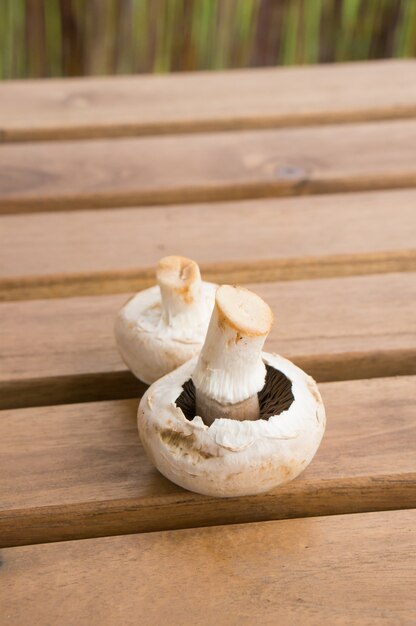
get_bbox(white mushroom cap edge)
[138,355,326,497]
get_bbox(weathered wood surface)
[0,376,415,547]
[0,60,415,625]
[1,60,415,142]
[1,272,415,409]
[1,510,415,625]
[1,189,415,301]
[2,120,416,213]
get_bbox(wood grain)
[2,119,416,214]
[1,60,415,142]
[1,510,415,625]
[1,189,415,301]
[0,375,415,547]
[1,273,415,409]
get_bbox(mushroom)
[115,256,216,384]
[138,285,326,497]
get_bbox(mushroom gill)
[176,365,294,424]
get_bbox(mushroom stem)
[157,256,202,324]
[192,285,273,426]
[195,391,261,426]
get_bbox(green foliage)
[0,0,415,79]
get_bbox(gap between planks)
[1,60,416,143]
[2,120,416,214]
[4,107,416,143]
[2,349,415,411]
[1,190,415,302]
[1,273,415,409]
[0,376,415,548]
[1,251,415,302]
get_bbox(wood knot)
[275,165,306,180]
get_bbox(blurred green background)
[1,0,415,79]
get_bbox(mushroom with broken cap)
[115,256,216,384]
[138,284,326,497]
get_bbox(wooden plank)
[1,60,415,142]
[1,189,415,301]
[1,510,415,625]
[1,273,415,409]
[2,120,416,214]
[0,375,415,548]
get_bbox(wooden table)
[0,60,415,625]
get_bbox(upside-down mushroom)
[114,256,216,384]
[138,285,326,497]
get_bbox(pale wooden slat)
[1,273,415,409]
[1,189,415,301]
[1,60,415,142]
[2,120,416,214]
[1,510,415,626]
[0,375,415,547]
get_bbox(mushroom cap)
[138,352,326,497]
[115,282,217,384]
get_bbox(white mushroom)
[115,256,216,384]
[138,285,326,497]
